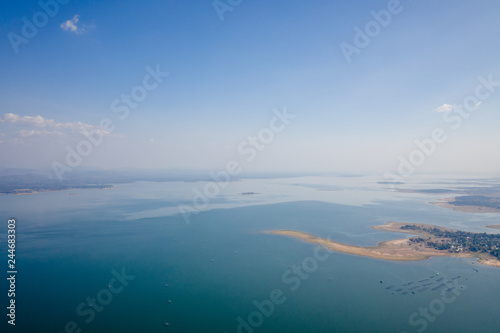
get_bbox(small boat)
[168,300,172,304]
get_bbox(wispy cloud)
[0,113,107,137]
[19,129,64,137]
[433,103,454,112]
[60,15,86,34]
[434,101,482,113]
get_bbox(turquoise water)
[1,178,500,332]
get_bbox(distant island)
[0,183,112,195]
[391,182,500,213]
[238,192,259,195]
[432,196,500,213]
[0,167,220,195]
[270,222,500,267]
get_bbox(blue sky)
[1,0,500,176]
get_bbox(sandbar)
[269,222,500,267]
[487,225,500,229]
[431,197,500,213]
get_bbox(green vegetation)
[402,225,500,260]
[450,195,500,210]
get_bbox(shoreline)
[487,225,500,229]
[1,185,114,195]
[430,197,500,213]
[269,222,500,268]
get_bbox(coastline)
[269,222,500,268]
[2,185,114,195]
[487,225,500,229]
[430,197,500,213]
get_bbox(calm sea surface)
[1,176,499,332]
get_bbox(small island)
[391,183,500,213]
[431,196,500,213]
[270,222,500,267]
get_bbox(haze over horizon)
[2,0,500,177]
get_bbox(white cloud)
[434,101,483,113]
[19,129,64,137]
[0,113,108,137]
[60,15,86,34]
[433,103,454,112]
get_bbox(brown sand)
[431,197,500,213]
[486,225,500,229]
[269,222,500,267]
